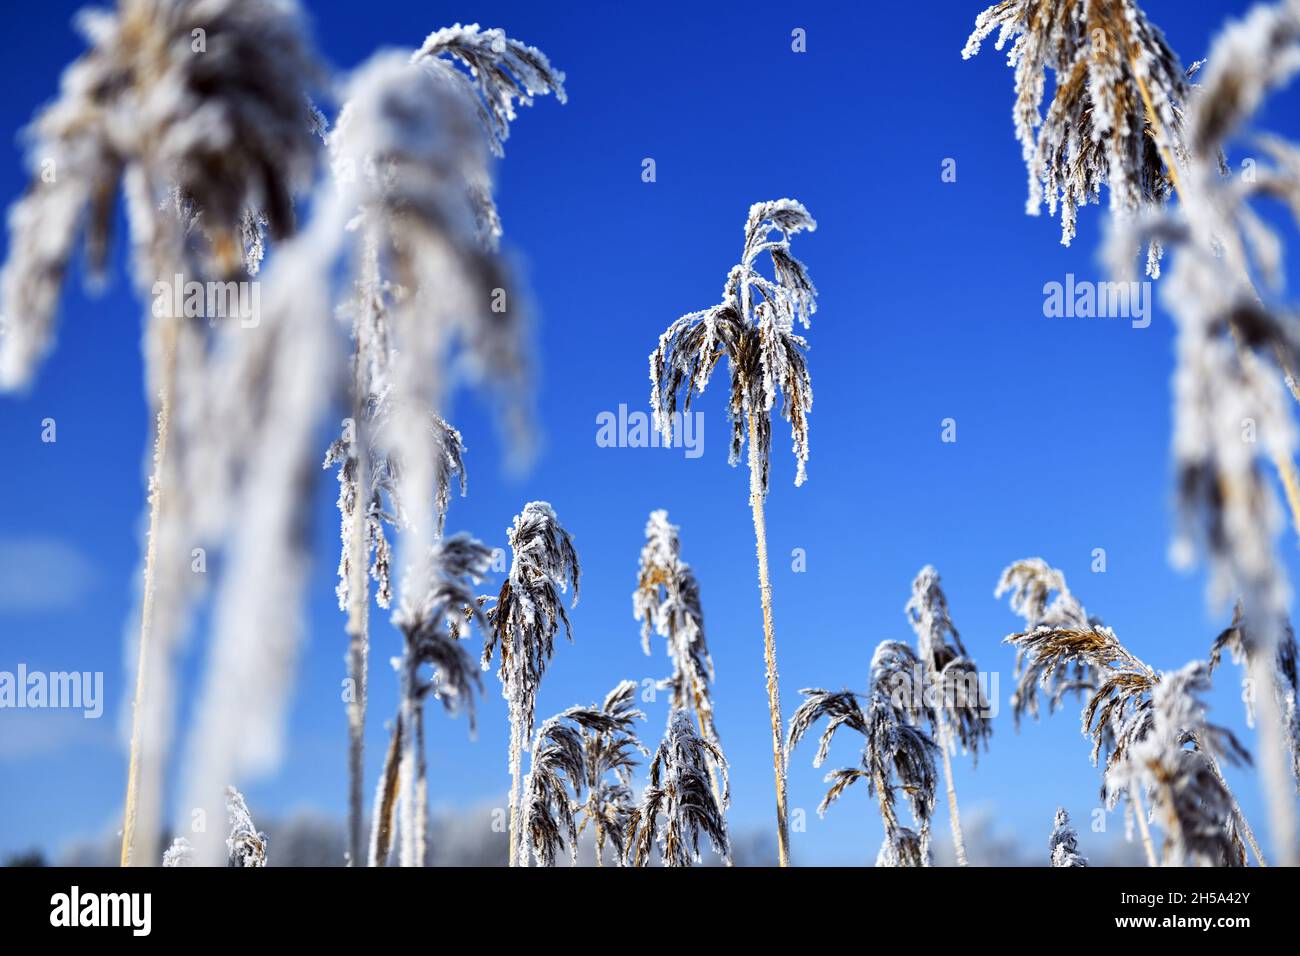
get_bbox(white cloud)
[0,536,98,612]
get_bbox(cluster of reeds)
[786,566,991,866]
[968,0,1300,866]
[649,198,818,866]
[998,559,1263,866]
[6,0,1300,869]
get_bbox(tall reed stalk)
[483,502,580,866]
[650,200,818,865]
[905,566,992,866]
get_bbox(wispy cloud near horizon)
[0,536,98,613]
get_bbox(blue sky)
[2,0,1299,865]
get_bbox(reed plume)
[518,680,646,867]
[382,534,492,866]
[325,410,467,864]
[787,641,938,866]
[182,26,561,865]
[321,23,561,866]
[648,199,818,865]
[0,0,323,868]
[963,0,1188,275]
[626,709,730,867]
[1104,0,1300,864]
[483,502,580,866]
[905,566,992,866]
[1108,664,1251,866]
[1209,603,1300,792]
[224,786,269,868]
[161,838,193,867]
[633,509,728,805]
[1049,807,1088,866]
[1000,560,1261,865]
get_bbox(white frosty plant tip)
[963,0,1189,275]
[411,23,567,161]
[626,709,729,867]
[1049,808,1088,867]
[225,786,268,868]
[649,199,817,493]
[0,0,323,389]
[518,680,646,867]
[787,641,939,867]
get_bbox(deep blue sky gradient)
[2,0,1299,865]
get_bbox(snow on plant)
[1209,603,1300,791]
[996,559,1107,726]
[904,566,992,866]
[633,510,727,804]
[161,838,193,867]
[518,680,646,867]
[324,408,467,864]
[962,0,1188,273]
[626,709,730,867]
[369,534,493,867]
[482,502,580,866]
[0,0,321,388]
[1108,664,1251,866]
[183,28,562,866]
[1104,0,1300,865]
[0,0,324,869]
[318,23,561,868]
[1000,560,1260,865]
[647,198,817,866]
[225,786,268,868]
[1049,808,1088,867]
[787,641,939,867]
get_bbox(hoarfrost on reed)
[633,509,728,804]
[963,0,1188,273]
[905,566,991,865]
[483,501,580,865]
[647,198,818,865]
[1049,808,1088,867]
[0,0,326,868]
[1108,663,1250,866]
[519,680,645,867]
[626,709,730,867]
[787,641,939,867]
[1104,0,1300,863]
[225,786,268,868]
